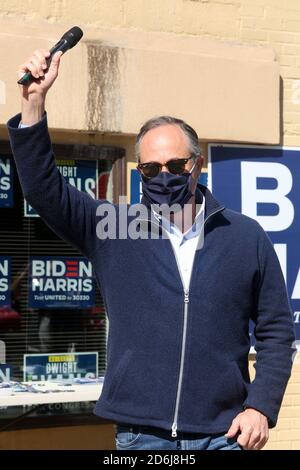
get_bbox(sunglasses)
[137,155,196,179]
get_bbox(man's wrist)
[21,95,45,126]
[244,407,267,418]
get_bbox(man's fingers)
[48,51,63,73]
[225,418,240,438]
[21,59,40,79]
[33,49,48,70]
[18,63,30,79]
[18,49,59,82]
[19,52,45,80]
[228,409,269,451]
[46,51,63,80]
[18,47,60,99]
[237,426,252,448]
[247,431,261,450]
[253,435,269,451]
[41,49,51,58]
[30,56,44,78]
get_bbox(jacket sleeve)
[244,227,296,427]
[7,112,105,260]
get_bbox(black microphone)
[17,26,83,85]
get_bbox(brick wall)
[249,356,300,450]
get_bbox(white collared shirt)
[152,196,206,290]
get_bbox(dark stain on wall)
[86,43,122,132]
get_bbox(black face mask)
[141,161,197,208]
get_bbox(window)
[0,140,125,428]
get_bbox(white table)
[0,382,103,407]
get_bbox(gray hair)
[135,116,202,162]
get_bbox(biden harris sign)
[209,145,300,344]
[29,256,95,309]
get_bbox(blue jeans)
[115,423,243,450]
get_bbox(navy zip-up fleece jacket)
[7,113,296,435]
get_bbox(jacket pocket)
[214,362,248,408]
[107,350,133,403]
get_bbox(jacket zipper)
[136,205,225,438]
[169,206,225,438]
[171,288,189,438]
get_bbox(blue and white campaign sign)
[129,166,208,205]
[23,352,98,381]
[0,157,13,208]
[29,256,95,309]
[0,256,11,307]
[25,159,98,217]
[209,144,300,343]
[0,364,13,382]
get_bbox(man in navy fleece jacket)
[7,48,296,451]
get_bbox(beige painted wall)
[0,0,300,450]
[0,0,297,144]
[0,21,279,143]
